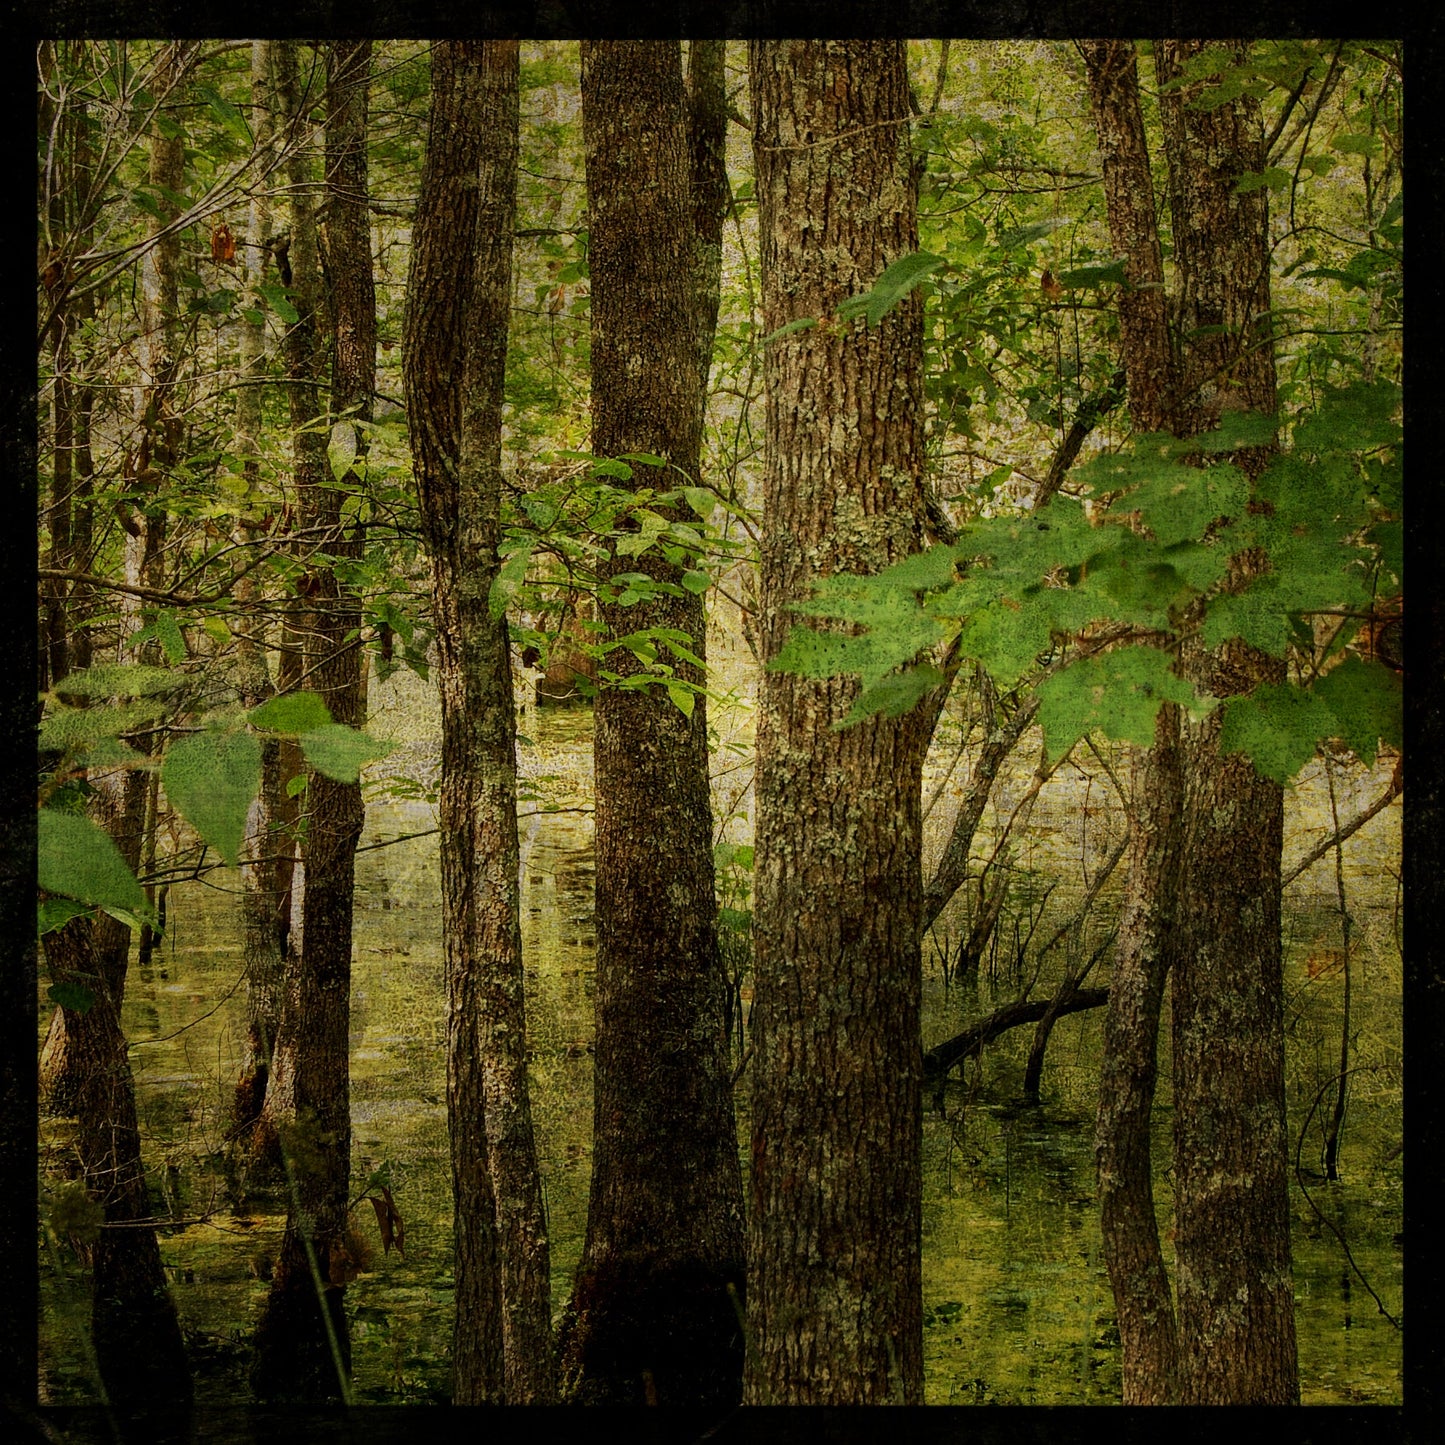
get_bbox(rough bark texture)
[404,39,555,1406]
[251,40,370,1403]
[1156,39,1298,1407]
[1094,710,1183,1402]
[560,39,746,1408]
[1079,40,1186,1404]
[230,39,295,1150]
[745,39,928,1406]
[1078,40,1179,435]
[42,916,192,1411]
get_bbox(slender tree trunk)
[252,39,369,1402]
[745,39,928,1406]
[1094,712,1183,1402]
[230,39,294,1148]
[1078,38,1185,1404]
[560,39,745,1408]
[404,39,555,1406]
[1156,38,1299,1406]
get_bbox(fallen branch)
[922,985,1109,1084]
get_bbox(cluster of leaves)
[38,664,394,941]
[495,452,751,718]
[774,379,1400,784]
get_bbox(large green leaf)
[248,691,333,734]
[162,730,262,866]
[1036,645,1201,760]
[39,699,168,752]
[1219,681,1336,784]
[50,663,179,697]
[1314,657,1402,768]
[300,725,395,783]
[836,251,946,327]
[38,809,147,915]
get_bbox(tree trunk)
[1156,39,1299,1406]
[42,917,191,1411]
[404,39,555,1406]
[252,39,370,1403]
[745,39,928,1406]
[1078,38,1186,1405]
[560,39,745,1408]
[230,39,294,1150]
[1093,712,1183,1402]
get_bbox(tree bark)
[230,39,296,1148]
[252,39,371,1403]
[404,39,555,1405]
[1093,712,1183,1402]
[560,40,745,1408]
[745,39,928,1406]
[42,917,191,1410]
[1077,39,1193,1405]
[1155,39,1299,1406]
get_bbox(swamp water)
[38,704,1403,1406]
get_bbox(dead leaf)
[1041,268,1064,303]
[211,222,236,264]
[367,1185,405,1259]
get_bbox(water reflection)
[37,708,1402,1406]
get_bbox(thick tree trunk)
[404,39,555,1406]
[745,39,928,1406]
[1156,39,1299,1406]
[560,40,745,1408]
[36,41,195,1410]
[252,39,370,1403]
[42,918,191,1410]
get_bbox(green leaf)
[258,282,299,324]
[39,699,167,752]
[51,664,179,697]
[666,683,695,718]
[839,664,945,727]
[38,810,147,916]
[759,317,818,345]
[328,421,359,482]
[1200,585,1292,656]
[47,981,96,1014]
[1058,259,1128,289]
[490,545,534,621]
[76,737,153,771]
[162,730,262,867]
[1191,409,1280,453]
[1313,657,1402,767]
[1036,646,1200,761]
[681,568,711,594]
[1219,681,1336,784]
[956,597,1057,688]
[38,898,91,935]
[683,487,713,518]
[300,725,395,784]
[286,773,309,798]
[874,544,963,592]
[249,691,333,734]
[836,251,946,327]
[153,612,187,664]
[998,218,1069,250]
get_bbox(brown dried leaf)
[211,222,236,264]
[367,1186,405,1259]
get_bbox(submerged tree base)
[558,1253,744,1407]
